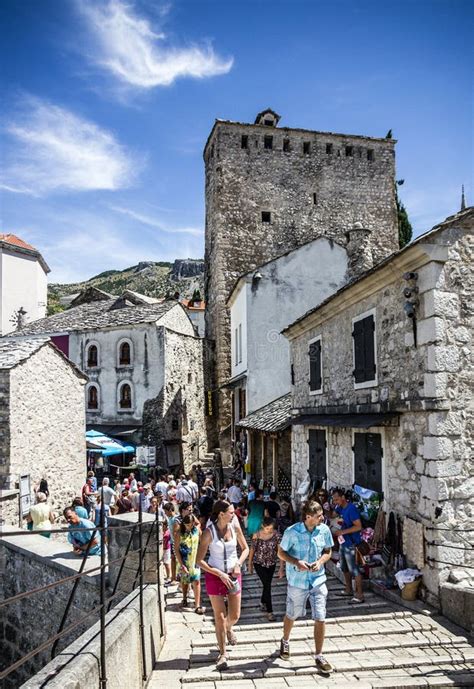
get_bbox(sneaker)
[279,638,290,660]
[315,655,333,674]
[216,654,228,670]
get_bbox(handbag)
[355,539,371,566]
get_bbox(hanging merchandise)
[373,509,387,549]
[297,474,311,497]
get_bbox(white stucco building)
[226,237,348,486]
[13,289,207,471]
[0,234,49,336]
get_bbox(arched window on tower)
[119,340,131,366]
[87,344,99,368]
[119,383,132,410]
[87,384,99,411]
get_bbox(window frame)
[85,341,100,369]
[117,338,133,368]
[352,308,378,390]
[117,381,134,412]
[86,383,100,412]
[306,427,328,484]
[308,335,323,395]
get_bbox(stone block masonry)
[204,113,399,459]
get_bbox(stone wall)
[0,489,19,526]
[287,217,473,603]
[1,344,86,519]
[204,114,399,459]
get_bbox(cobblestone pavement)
[149,572,474,689]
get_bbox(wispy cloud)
[2,97,138,196]
[79,0,233,89]
[110,204,203,236]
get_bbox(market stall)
[86,429,136,480]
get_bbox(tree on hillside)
[396,179,413,248]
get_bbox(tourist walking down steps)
[278,499,334,675]
[196,500,249,670]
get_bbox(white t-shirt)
[100,485,116,506]
[156,481,169,495]
[227,485,243,504]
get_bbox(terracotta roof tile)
[0,234,37,251]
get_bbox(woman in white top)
[196,500,249,670]
[27,492,55,538]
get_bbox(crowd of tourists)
[27,469,367,676]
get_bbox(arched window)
[119,383,132,410]
[119,341,131,366]
[87,384,99,411]
[86,343,99,368]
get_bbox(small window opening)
[255,139,258,148]
[313,193,317,205]
[241,135,248,149]
[264,135,273,150]
[283,138,290,152]
[261,211,271,223]
[326,143,333,154]
[367,149,374,161]
[87,345,98,368]
[87,386,98,410]
[264,119,273,126]
[119,341,131,366]
[345,145,353,157]
[188,372,192,384]
[303,141,311,154]
[119,384,132,409]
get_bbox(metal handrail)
[0,495,164,686]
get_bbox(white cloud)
[79,0,233,89]
[110,204,203,236]
[2,98,137,195]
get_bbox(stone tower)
[204,109,398,458]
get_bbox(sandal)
[267,613,276,622]
[216,654,228,670]
[194,606,205,615]
[226,629,238,646]
[181,598,188,608]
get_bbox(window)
[309,336,322,393]
[86,344,99,368]
[264,118,274,126]
[261,211,271,223]
[352,310,377,387]
[241,135,248,149]
[353,433,383,493]
[326,143,333,154]
[119,383,132,410]
[234,327,239,366]
[283,138,290,152]
[118,340,131,366]
[313,193,317,205]
[345,145,353,157]
[303,141,311,154]
[367,149,374,161]
[238,323,242,364]
[264,135,273,150]
[238,388,246,420]
[87,384,99,411]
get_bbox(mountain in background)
[48,259,204,314]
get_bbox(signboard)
[136,446,156,467]
[19,474,32,517]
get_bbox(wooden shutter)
[308,430,326,481]
[353,314,376,383]
[353,432,382,493]
[309,339,322,391]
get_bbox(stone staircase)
[150,571,474,689]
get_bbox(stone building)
[204,108,399,460]
[12,289,207,472]
[0,337,86,524]
[226,236,348,487]
[282,207,473,605]
[0,233,49,335]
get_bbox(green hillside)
[48,259,204,315]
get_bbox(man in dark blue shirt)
[332,489,364,603]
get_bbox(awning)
[87,424,140,437]
[86,429,135,456]
[221,372,247,390]
[291,412,399,428]
[237,393,291,433]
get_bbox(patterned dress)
[177,526,201,584]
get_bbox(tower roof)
[254,108,281,126]
[0,233,50,273]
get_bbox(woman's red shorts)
[205,571,242,597]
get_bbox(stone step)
[180,644,474,683]
[195,610,416,638]
[188,630,469,665]
[191,615,452,648]
[235,599,393,623]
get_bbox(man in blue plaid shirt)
[278,499,334,674]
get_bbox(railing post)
[99,487,107,689]
[138,493,147,681]
[155,509,164,637]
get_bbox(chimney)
[345,223,374,280]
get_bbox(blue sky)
[1,0,472,283]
